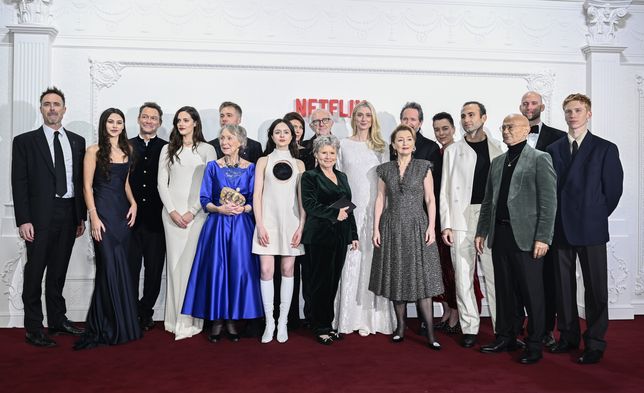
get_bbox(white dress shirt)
[43,125,74,198]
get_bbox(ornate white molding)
[1,238,25,311]
[584,0,632,45]
[525,69,556,124]
[636,74,644,296]
[13,0,53,25]
[607,242,629,303]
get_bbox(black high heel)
[329,330,344,341]
[391,334,405,343]
[428,341,441,351]
[316,334,333,345]
[208,334,221,343]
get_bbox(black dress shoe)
[577,349,603,364]
[208,334,221,343]
[550,340,579,354]
[227,331,240,342]
[25,331,56,348]
[480,339,515,353]
[519,350,542,364]
[48,319,84,336]
[139,317,155,331]
[542,332,556,348]
[515,338,526,349]
[461,334,477,348]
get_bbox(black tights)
[393,298,436,343]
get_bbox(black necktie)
[54,131,67,197]
[530,125,539,134]
[571,140,579,160]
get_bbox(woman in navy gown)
[182,124,263,342]
[74,108,141,350]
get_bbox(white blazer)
[439,135,504,232]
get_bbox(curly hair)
[96,108,131,179]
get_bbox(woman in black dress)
[74,108,141,350]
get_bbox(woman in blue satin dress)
[182,124,263,342]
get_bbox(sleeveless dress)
[332,139,395,334]
[182,162,263,320]
[252,149,304,256]
[369,159,444,301]
[76,163,141,348]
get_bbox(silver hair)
[219,124,247,148]
[309,108,332,121]
[312,134,340,156]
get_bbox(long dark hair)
[97,108,130,179]
[283,111,306,145]
[263,118,299,158]
[166,106,206,166]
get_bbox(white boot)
[277,276,294,343]
[260,279,275,343]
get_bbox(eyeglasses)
[310,118,332,127]
[499,124,518,132]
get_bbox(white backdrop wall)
[1,0,643,326]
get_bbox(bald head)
[501,113,530,147]
[519,91,545,125]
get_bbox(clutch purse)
[220,186,246,206]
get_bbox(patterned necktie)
[54,131,67,197]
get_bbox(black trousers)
[305,238,347,335]
[492,222,545,352]
[542,249,557,333]
[552,242,608,351]
[23,198,77,332]
[128,225,166,319]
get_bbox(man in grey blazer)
[475,114,557,364]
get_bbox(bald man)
[475,114,557,365]
[519,91,565,346]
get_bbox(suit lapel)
[508,147,529,202]
[66,128,80,184]
[35,127,55,175]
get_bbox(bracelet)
[88,208,96,213]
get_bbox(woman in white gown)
[158,106,216,340]
[333,101,395,336]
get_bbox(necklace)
[506,154,520,167]
[224,156,240,168]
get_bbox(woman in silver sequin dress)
[369,124,444,350]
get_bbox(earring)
[412,147,416,152]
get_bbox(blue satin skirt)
[182,211,263,320]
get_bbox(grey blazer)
[476,144,557,251]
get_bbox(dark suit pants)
[305,238,347,335]
[542,249,557,333]
[23,198,77,332]
[492,222,545,352]
[553,243,608,351]
[128,225,166,320]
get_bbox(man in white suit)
[440,101,504,348]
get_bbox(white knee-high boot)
[277,276,294,343]
[260,279,275,343]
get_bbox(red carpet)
[2,317,643,393]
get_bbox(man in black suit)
[128,102,168,331]
[547,93,623,365]
[11,87,86,347]
[208,101,262,163]
[391,102,441,166]
[519,91,566,347]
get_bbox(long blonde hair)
[351,100,386,153]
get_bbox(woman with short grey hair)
[300,134,358,345]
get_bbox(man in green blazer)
[475,114,557,365]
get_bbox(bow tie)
[530,125,539,134]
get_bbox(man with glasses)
[128,102,168,331]
[209,101,262,163]
[475,114,556,364]
[440,101,504,348]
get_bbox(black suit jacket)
[535,123,566,152]
[11,127,86,228]
[547,131,623,246]
[209,137,263,163]
[129,136,168,232]
[300,166,358,246]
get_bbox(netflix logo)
[295,98,363,118]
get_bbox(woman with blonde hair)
[333,100,395,336]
